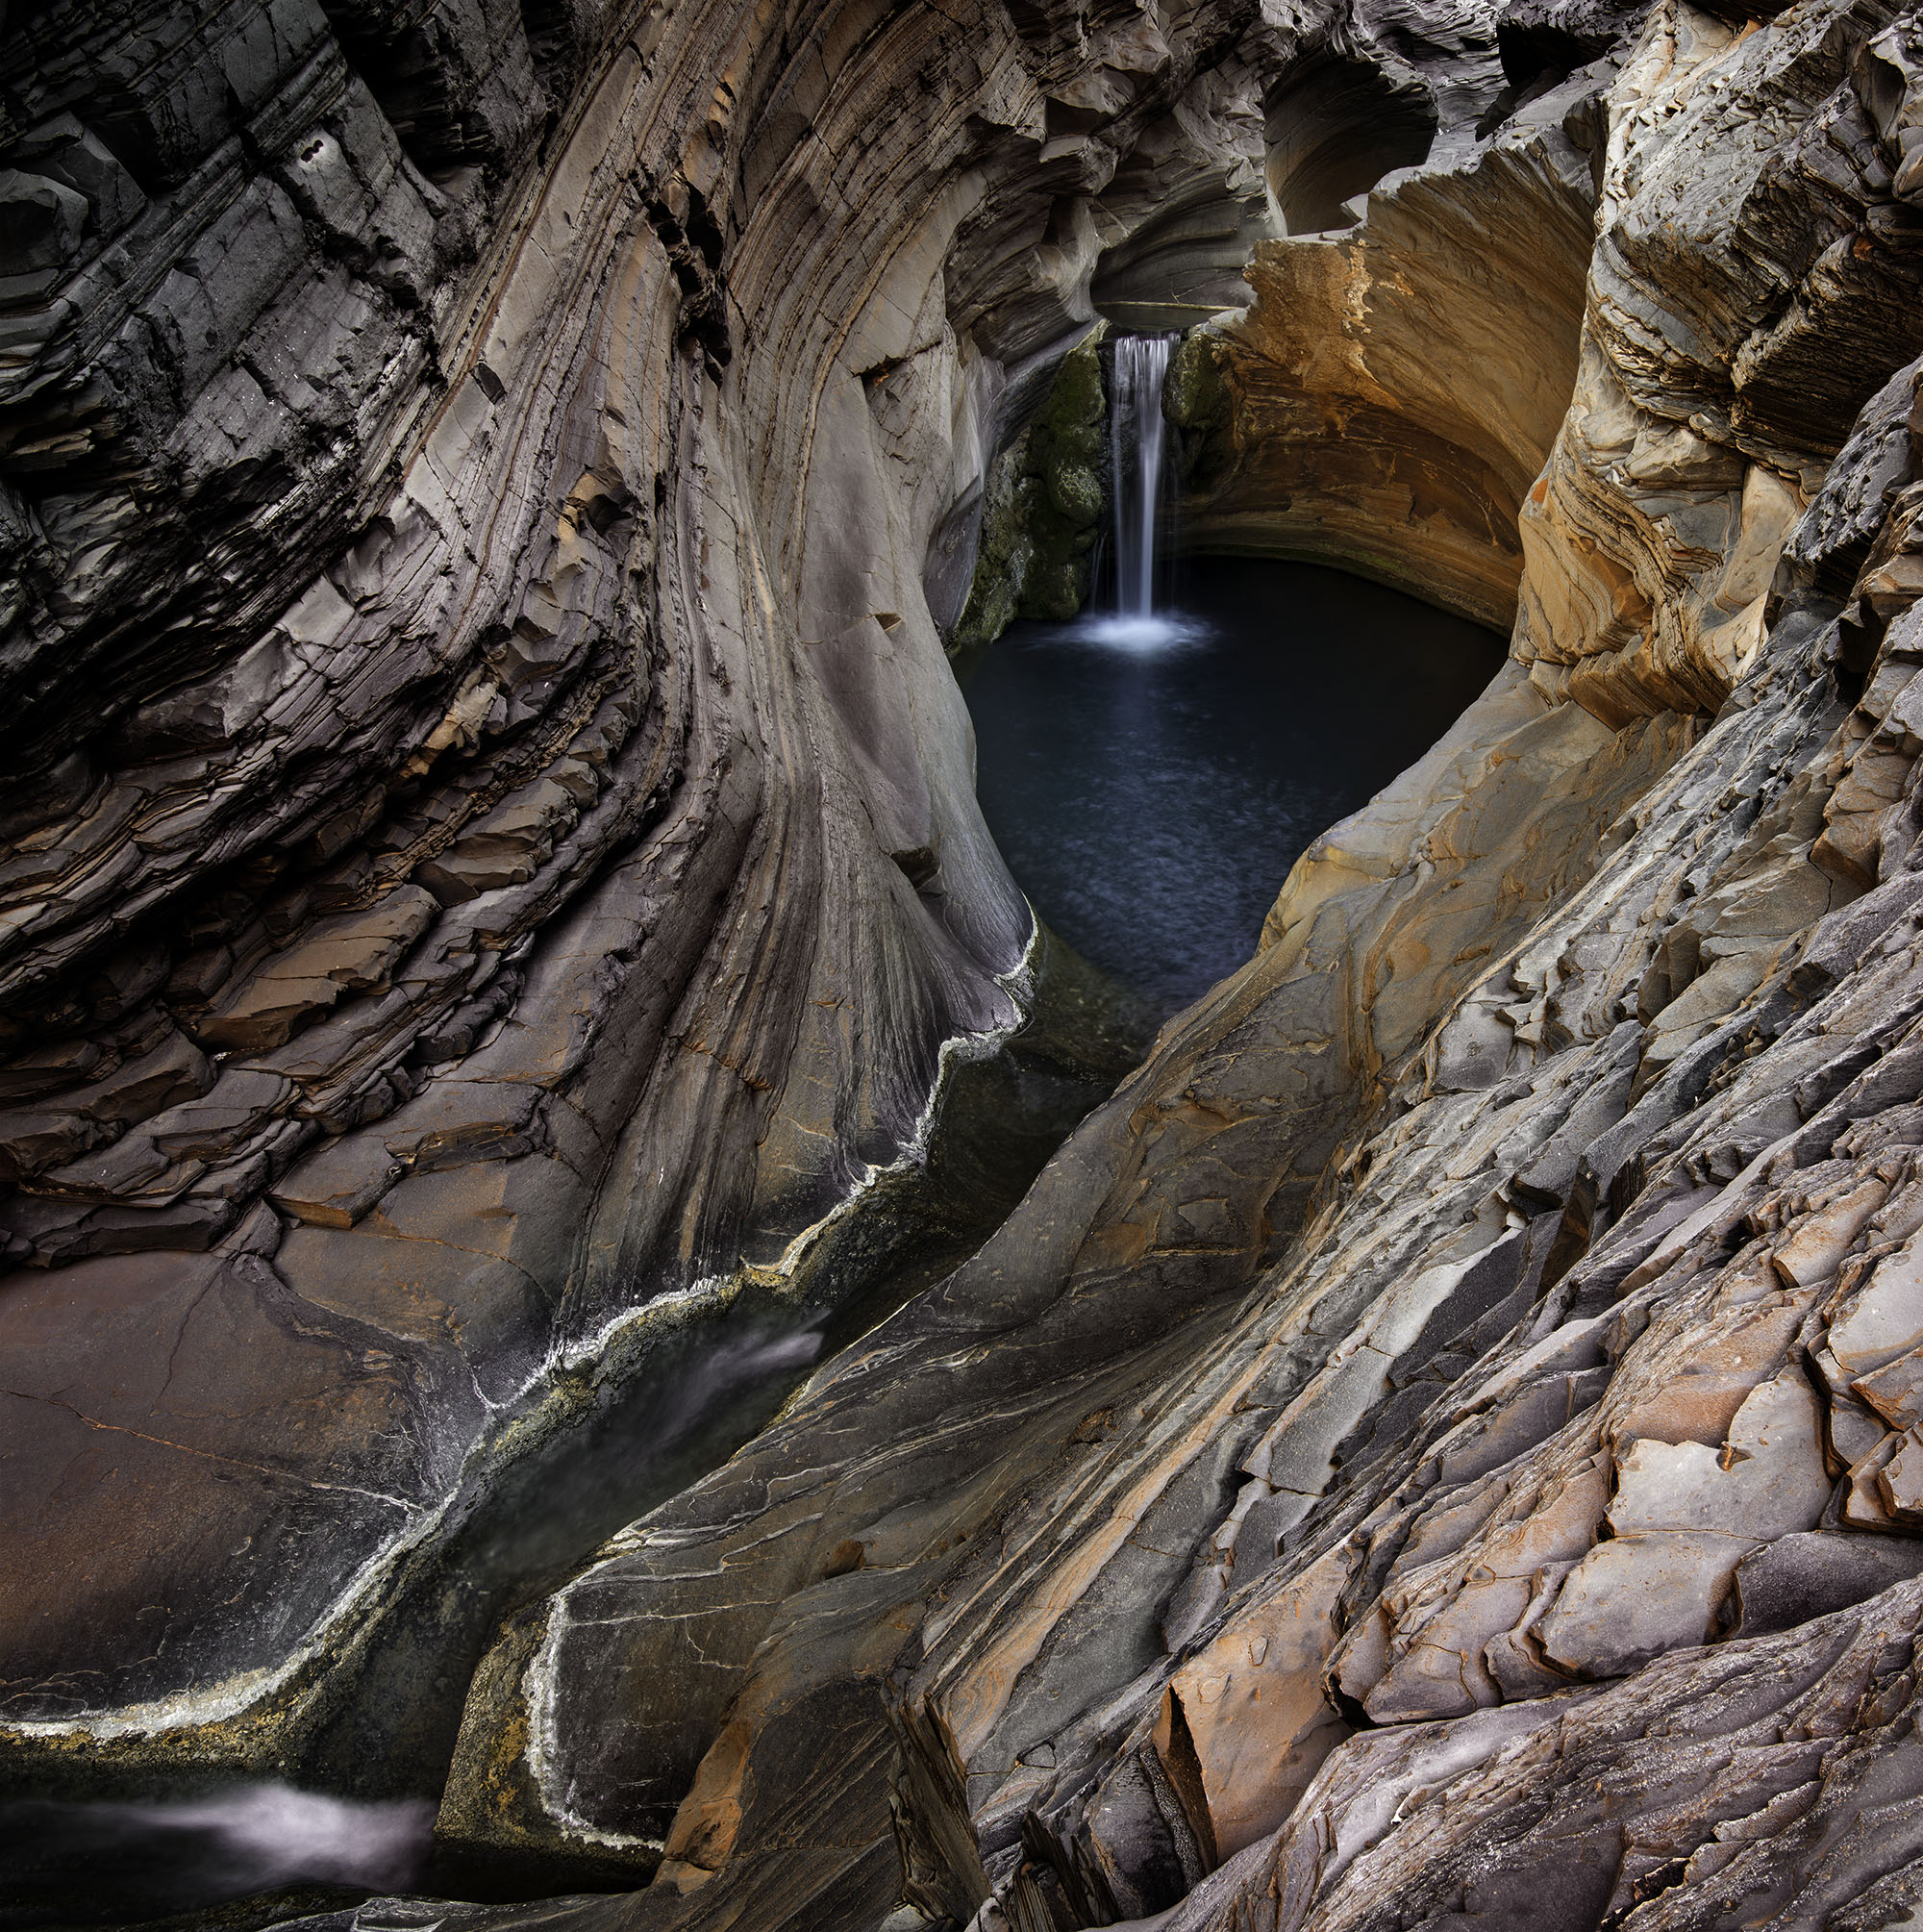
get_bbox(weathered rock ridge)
[10,0,1923,1929]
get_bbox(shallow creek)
[0,931,1150,1925]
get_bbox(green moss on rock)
[1164,327,1232,490]
[1163,329,1228,432]
[951,325,1109,648]
[1044,455,1103,527]
[951,438,1037,651]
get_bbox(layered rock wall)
[0,0,1271,1781]
[416,4,1923,1929]
[1168,73,1602,631]
[12,0,1923,1930]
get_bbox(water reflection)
[961,557,1507,1016]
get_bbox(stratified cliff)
[437,3,1923,1928]
[9,0,1923,1926]
[0,0,1265,1779]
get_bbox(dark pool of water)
[959,557,1507,1016]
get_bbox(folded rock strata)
[1168,58,1603,632]
[412,2,1923,1928]
[0,0,1265,1781]
[12,0,1923,1929]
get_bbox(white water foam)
[1074,611,1210,652]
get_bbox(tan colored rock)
[1766,1175,1889,1290]
[1178,119,1596,636]
[1852,1348,1923,1430]
[1843,1432,1906,1533]
[1881,1427,1923,1527]
[1349,1452,1610,1723]
[1167,1548,1352,1860]
[1538,1531,1761,1678]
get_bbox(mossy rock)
[950,325,1110,648]
[1012,326,1108,619]
[1164,326,1234,490]
[1022,550,1087,621]
[950,440,1039,651]
[1044,455,1103,527]
[1037,333,1107,466]
[1163,329,1228,432]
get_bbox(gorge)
[6,0,1923,1926]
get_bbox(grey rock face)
[13,0,1923,1931]
[0,0,1263,1778]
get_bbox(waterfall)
[1074,330,1195,650]
[1101,334,1180,646]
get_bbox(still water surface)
[961,557,1508,1016]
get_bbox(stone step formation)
[6,0,1923,1927]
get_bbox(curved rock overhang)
[0,0,1266,1776]
[1264,42,1439,235]
[1088,176,1274,333]
[1171,73,1603,634]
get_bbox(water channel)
[4,346,1507,1931]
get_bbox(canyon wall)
[1167,62,1602,632]
[433,3,1923,1930]
[0,0,1262,1780]
[9,0,1923,1929]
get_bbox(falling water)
[1106,334,1176,640]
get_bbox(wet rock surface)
[12,0,1923,1928]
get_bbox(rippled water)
[961,557,1507,1016]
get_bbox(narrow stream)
[0,934,1149,1930]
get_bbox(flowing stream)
[0,939,1148,1926]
